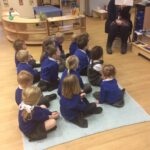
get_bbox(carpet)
[23,76,150,150]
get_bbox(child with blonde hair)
[58,55,92,96]
[16,71,57,107]
[93,64,125,107]
[60,75,102,128]
[19,86,59,141]
[16,50,40,83]
[13,39,39,68]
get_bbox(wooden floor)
[0,17,150,150]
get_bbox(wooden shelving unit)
[2,14,86,45]
[132,1,150,60]
[2,16,49,45]
[37,0,62,8]
[47,15,86,39]
[132,42,150,59]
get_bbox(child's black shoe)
[78,118,88,128]
[44,94,57,101]
[93,107,103,114]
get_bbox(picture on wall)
[3,0,9,6]
[19,0,24,5]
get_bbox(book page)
[115,0,133,6]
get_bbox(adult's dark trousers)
[107,23,130,49]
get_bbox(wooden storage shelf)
[132,2,150,60]
[25,41,43,45]
[47,15,85,22]
[2,12,86,45]
[17,31,47,34]
[4,27,16,33]
[145,34,150,38]
[2,16,48,45]
[48,15,86,38]
[132,43,150,59]
[6,35,17,42]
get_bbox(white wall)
[80,0,85,14]
[80,0,110,16]
[1,0,109,18]
[0,0,37,18]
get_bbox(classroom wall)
[79,0,85,14]
[0,0,109,18]
[80,0,109,16]
[0,0,37,18]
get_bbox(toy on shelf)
[71,2,80,16]
[8,8,14,20]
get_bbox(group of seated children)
[14,32,125,141]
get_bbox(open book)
[115,0,133,6]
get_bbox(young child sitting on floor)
[93,64,125,107]
[80,32,90,57]
[40,36,55,64]
[40,36,65,72]
[58,55,92,96]
[13,39,39,68]
[54,33,66,71]
[19,86,59,141]
[74,33,90,76]
[60,75,102,128]
[16,50,40,83]
[87,46,104,86]
[38,45,59,91]
[15,70,57,107]
[69,33,78,55]
[55,32,65,58]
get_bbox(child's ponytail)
[20,86,41,121]
[65,55,79,75]
[19,101,35,121]
[66,59,71,75]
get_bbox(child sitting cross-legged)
[54,33,66,72]
[13,39,40,68]
[15,70,57,107]
[93,64,125,107]
[60,75,103,128]
[87,46,104,86]
[19,86,59,141]
[16,50,40,83]
[74,33,90,76]
[38,45,60,92]
[40,36,55,64]
[69,33,78,55]
[58,55,92,96]
[40,36,65,72]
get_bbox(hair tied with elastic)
[66,61,70,75]
[19,102,34,113]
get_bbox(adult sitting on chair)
[105,0,132,54]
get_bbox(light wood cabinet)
[37,0,61,8]
[47,15,86,39]
[2,14,86,44]
[132,2,150,60]
[2,16,48,45]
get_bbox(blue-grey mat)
[23,76,150,150]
